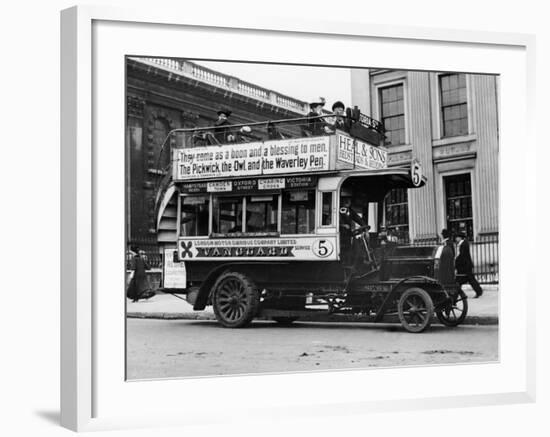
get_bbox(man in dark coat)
[441,228,454,255]
[326,100,348,132]
[305,97,328,136]
[439,229,456,286]
[212,107,236,144]
[455,232,483,298]
[339,195,370,267]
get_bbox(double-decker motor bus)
[154,111,467,333]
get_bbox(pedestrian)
[438,228,456,285]
[126,246,156,302]
[454,232,483,298]
[441,228,454,255]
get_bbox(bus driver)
[339,194,370,267]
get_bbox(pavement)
[127,284,499,325]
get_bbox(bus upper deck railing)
[154,114,386,177]
[162,115,384,149]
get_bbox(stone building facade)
[351,68,499,244]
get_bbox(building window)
[384,188,409,241]
[281,190,315,234]
[444,173,473,239]
[440,73,468,137]
[379,84,405,146]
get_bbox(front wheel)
[398,287,434,333]
[436,290,468,327]
[212,271,260,328]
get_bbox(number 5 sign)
[410,159,423,187]
[312,238,334,258]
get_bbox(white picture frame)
[60,5,536,432]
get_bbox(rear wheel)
[398,287,434,333]
[436,290,468,327]
[212,271,260,328]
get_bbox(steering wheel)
[351,225,370,236]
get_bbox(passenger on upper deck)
[305,97,330,136]
[191,106,235,146]
[213,106,236,144]
[325,101,349,133]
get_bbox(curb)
[127,312,498,326]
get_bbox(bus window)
[180,195,210,236]
[245,195,278,233]
[321,192,333,226]
[281,190,315,234]
[213,196,243,234]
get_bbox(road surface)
[126,319,498,380]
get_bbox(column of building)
[471,74,499,238]
[407,72,438,242]
[126,95,146,242]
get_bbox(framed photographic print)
[61,5,536,432]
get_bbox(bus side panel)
[190,261,346,310]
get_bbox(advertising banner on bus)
[336,134,387,169]
[177,236,338,261]
[173,137,330,181]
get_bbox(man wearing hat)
[306,97,328,136]
[212,106,236,144]
[326,100,348,132]
[441,228,454,255]
[454,231,483,298]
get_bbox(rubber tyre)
[212,271,260,328]
[436,290,468,327]
[272,317,298,325]
[398,287,434,333]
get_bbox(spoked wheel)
[436,290,468,327]
[212,271,260,328]
[398,287,434,333]
[272,317,298,325]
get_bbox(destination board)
[180,175,318,194]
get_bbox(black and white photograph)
[125,57,499,380]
